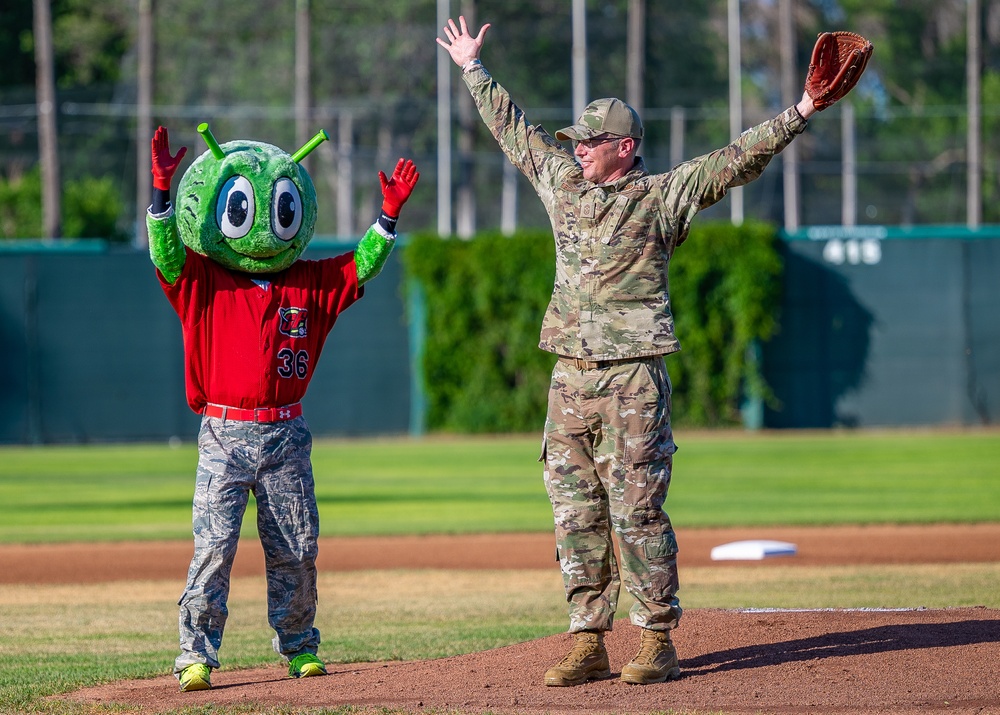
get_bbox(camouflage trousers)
[541,356,681,634]
[174,414,321,675]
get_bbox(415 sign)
[805,226,888,266]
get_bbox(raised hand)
[435,15,491,68]
[151,126,188,191]
[379,158,420,218]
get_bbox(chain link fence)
[3,94,996,242]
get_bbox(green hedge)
[402,220,782,432]
[668,220,783,425]
[0,166,128,241]
[402,229,557,433]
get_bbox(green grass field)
[0,428,998,714]
[1,429,998,544]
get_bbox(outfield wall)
[765,226,1000,428]
[1,227,997,443]
[0,242,411,443]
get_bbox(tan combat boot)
[620,628,681,684]
[543,630,612,686]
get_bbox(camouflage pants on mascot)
[176,416,320,675]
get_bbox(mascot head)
[174,123,327,273]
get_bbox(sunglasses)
[572,135,622,151]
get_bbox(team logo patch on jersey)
[279,307,308,338]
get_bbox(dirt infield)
[26,524,1000,714]
[8,523,1000,583]
[66,608,1000,715]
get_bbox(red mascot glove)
[151,126,188,192]
[379,158,420,218]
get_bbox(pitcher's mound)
[62,607,1000,715]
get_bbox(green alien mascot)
[146,124,419,692]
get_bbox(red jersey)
[160,248,363,414]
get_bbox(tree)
[0,2,37,90]
[834,0,1000,223]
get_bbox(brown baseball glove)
[805,31,874,110]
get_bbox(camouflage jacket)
[463,64,807,360]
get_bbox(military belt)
[560,356,642,371]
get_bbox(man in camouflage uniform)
[438,16,827,686]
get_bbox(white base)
[710,539,798,561]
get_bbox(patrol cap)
[555,98,644,141]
